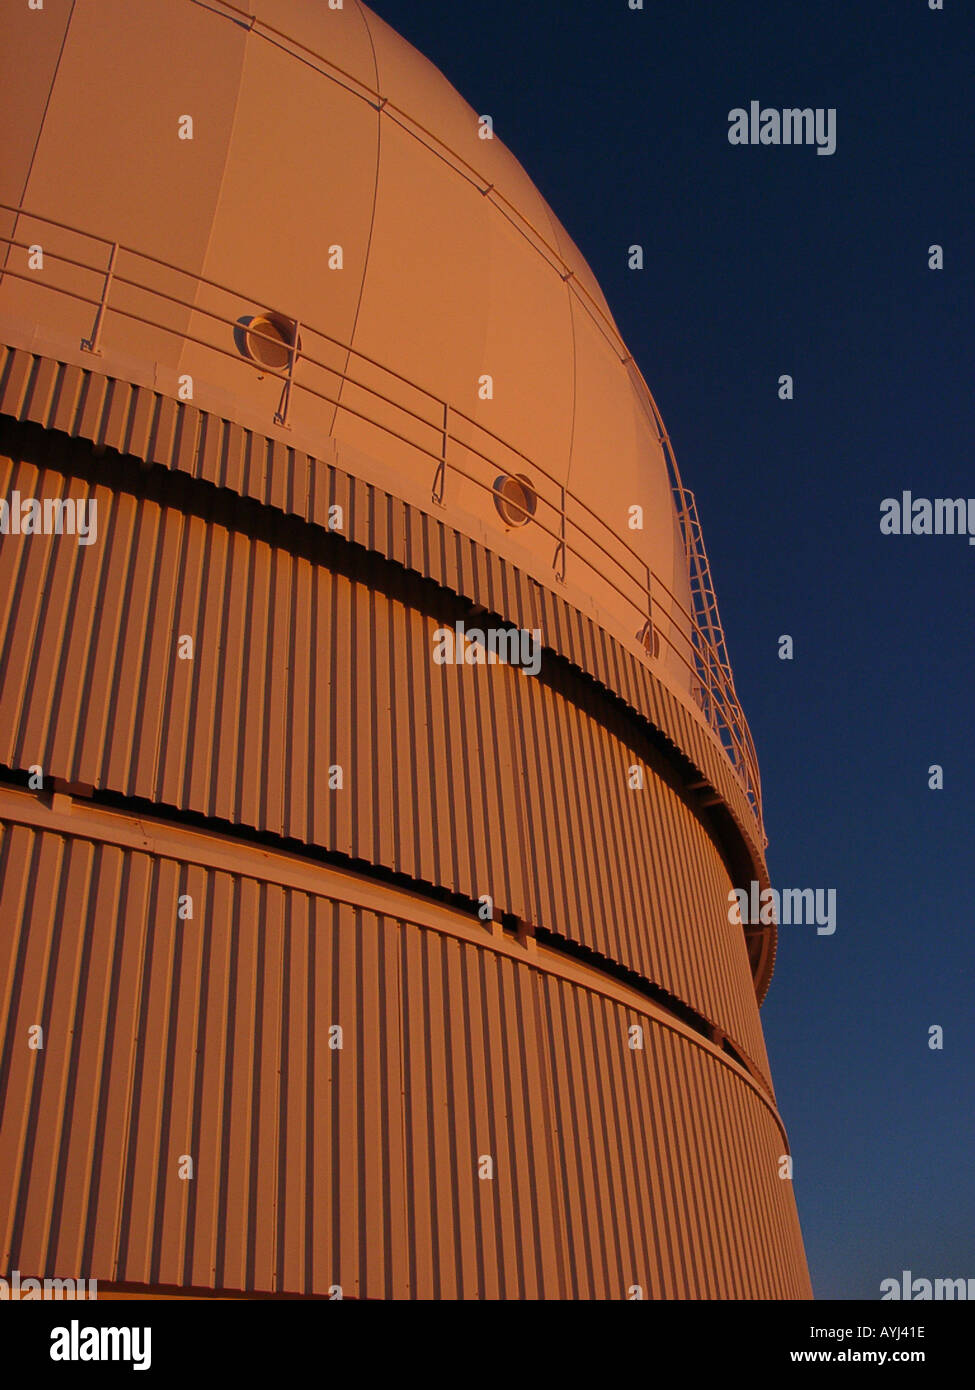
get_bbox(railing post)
[708,654,718,732]
[274,319,300,427]
[637,562,655,655]
[552,484,566,581]
[432,402,448,503]
[81,241,118,355]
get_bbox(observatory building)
[0,0,811,1298]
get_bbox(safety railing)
[0,201,764,835]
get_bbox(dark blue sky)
[365,0,975,1299]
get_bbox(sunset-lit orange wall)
[0,0,809,1298]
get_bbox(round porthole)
[638,621,660,659]
[237,312,297,371]
[492,473,536,528]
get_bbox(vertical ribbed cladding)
[0,443,770,1076]
[0,811,810,1299]
[0,346,765,865]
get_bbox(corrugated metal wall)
[0,441,771,1080]
[0,801,809,1299]
[0,344,768,883]
[0,386,811,1298]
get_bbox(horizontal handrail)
[0,200,763,833]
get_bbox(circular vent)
[492,473,537,528]
[239,312,297,370]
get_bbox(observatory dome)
[0,0,809,1302]
[0,0,709,713]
